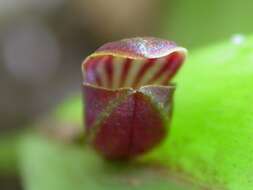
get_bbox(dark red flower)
[82,37,187,159]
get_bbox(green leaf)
[19,134,198,190]
[145,35,253,189]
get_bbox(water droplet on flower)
[231,34,246,45]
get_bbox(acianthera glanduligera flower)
[82,37,187,159]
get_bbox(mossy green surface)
[19,35,253,189]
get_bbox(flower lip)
[86,46,187,61]
[95,37,187,59]
[82,37,187,90]
[82,82,176,92]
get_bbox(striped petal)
[82,37,187,89]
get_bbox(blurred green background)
[0,0,253,189]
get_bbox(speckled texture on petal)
[93,37,186,59]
